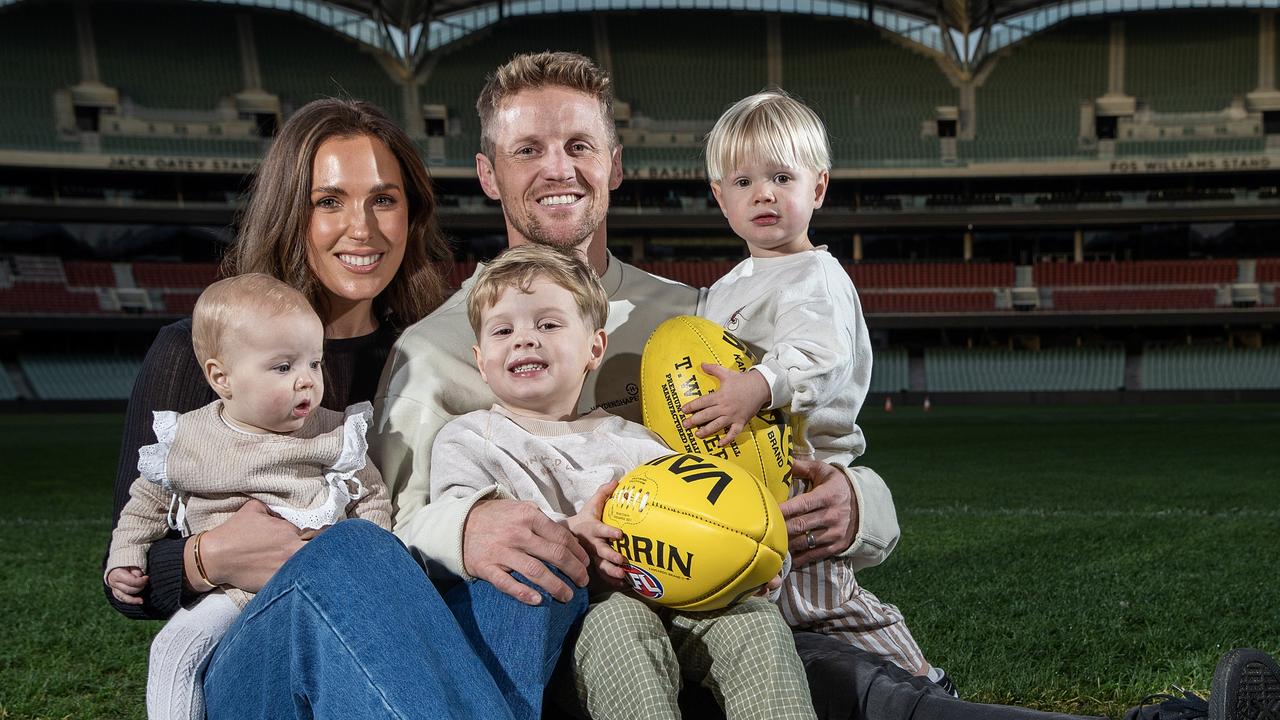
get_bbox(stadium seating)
[63,261,116,288]
[860,291,995,313]
[781,17,948,166]
[868,347,909,394]
[1033,260,1237,286]
[1125,13,1255,113]
[446,260,478,289]
[1049,288,1218,311]
[100,136,262,158]
[1035,260,1232,312]
[0,283,100,314]
[421,15,594,166]
[93,2,241,110]
[254,13,402,120]
[160,292,199,316]
[965,19,1108,161]
[1142,345,1280,389]
[611,13,766,123]
[634,261,737,289]
[925,347,1125,392]
[132,262,218,289]
[0,368,18,401]
[0,2,80,152]
[849,262,1014,288]
[19,354,141,400]
[1255,258,1280,284]
[1116,137,1265,157]
[12,255,67,283]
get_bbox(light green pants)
[556,593,817,720]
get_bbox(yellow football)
[603,453,788,612]
[641,315,793,504]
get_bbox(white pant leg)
[147,592,241,720]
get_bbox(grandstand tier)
[925,348,1125,392]
[1142,346,1280,390]
[18,354,141,400]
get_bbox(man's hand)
[463,498,590,606]
[197,499,307,593]
[681,364,771,443]
[107,566,148,605]
[565,481,628,590]
[780,459,857,568]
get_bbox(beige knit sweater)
[106,400,391,607]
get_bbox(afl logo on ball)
[623,565,664,600]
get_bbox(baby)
[683,90,952,690]
[430,244,816,719]
[105,273,391,720]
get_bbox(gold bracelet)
[192,531,217,591]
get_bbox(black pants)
[794,631,1102,720]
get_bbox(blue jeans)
[203,520,587,720]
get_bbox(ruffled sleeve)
[268,402,374,530]
[331,402,373,478]
[136,411,179,492]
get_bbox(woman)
[105,99,586,719]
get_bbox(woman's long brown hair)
[224,98,450,329]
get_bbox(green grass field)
[2,405,1278,719]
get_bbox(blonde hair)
[476,51,616,158]
[705,90,831,183]
[466,245,608,337]
[192,273,317,362]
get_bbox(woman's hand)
[780,459,858,568]
[190,500,307,593]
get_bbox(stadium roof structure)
[7,0,1280,73]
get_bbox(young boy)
[681,90,952,691]
[105,273,391,720]
[429,244,816,719]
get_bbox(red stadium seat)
[1049,288,1217,311]
[63,261,117,288]
[132,262,219,289]
[0,283,102,314]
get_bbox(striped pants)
[777,556,928,674]
[556,593,816,720]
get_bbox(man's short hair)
[704,90,831,183]
[192,273,314,362]
[476,51,616,158]
[467,245,609,337]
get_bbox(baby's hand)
[106,566,148,605]
[680,364,771,444]
[565,481,628,589]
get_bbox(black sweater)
[104,317,395,619]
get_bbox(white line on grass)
[906,506,1280,519]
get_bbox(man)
[371,51,1280,720]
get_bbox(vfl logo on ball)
[623,565,664,600]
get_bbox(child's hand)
[565,481,628,589]
[106,566,148,605]
[680,364,771,443]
